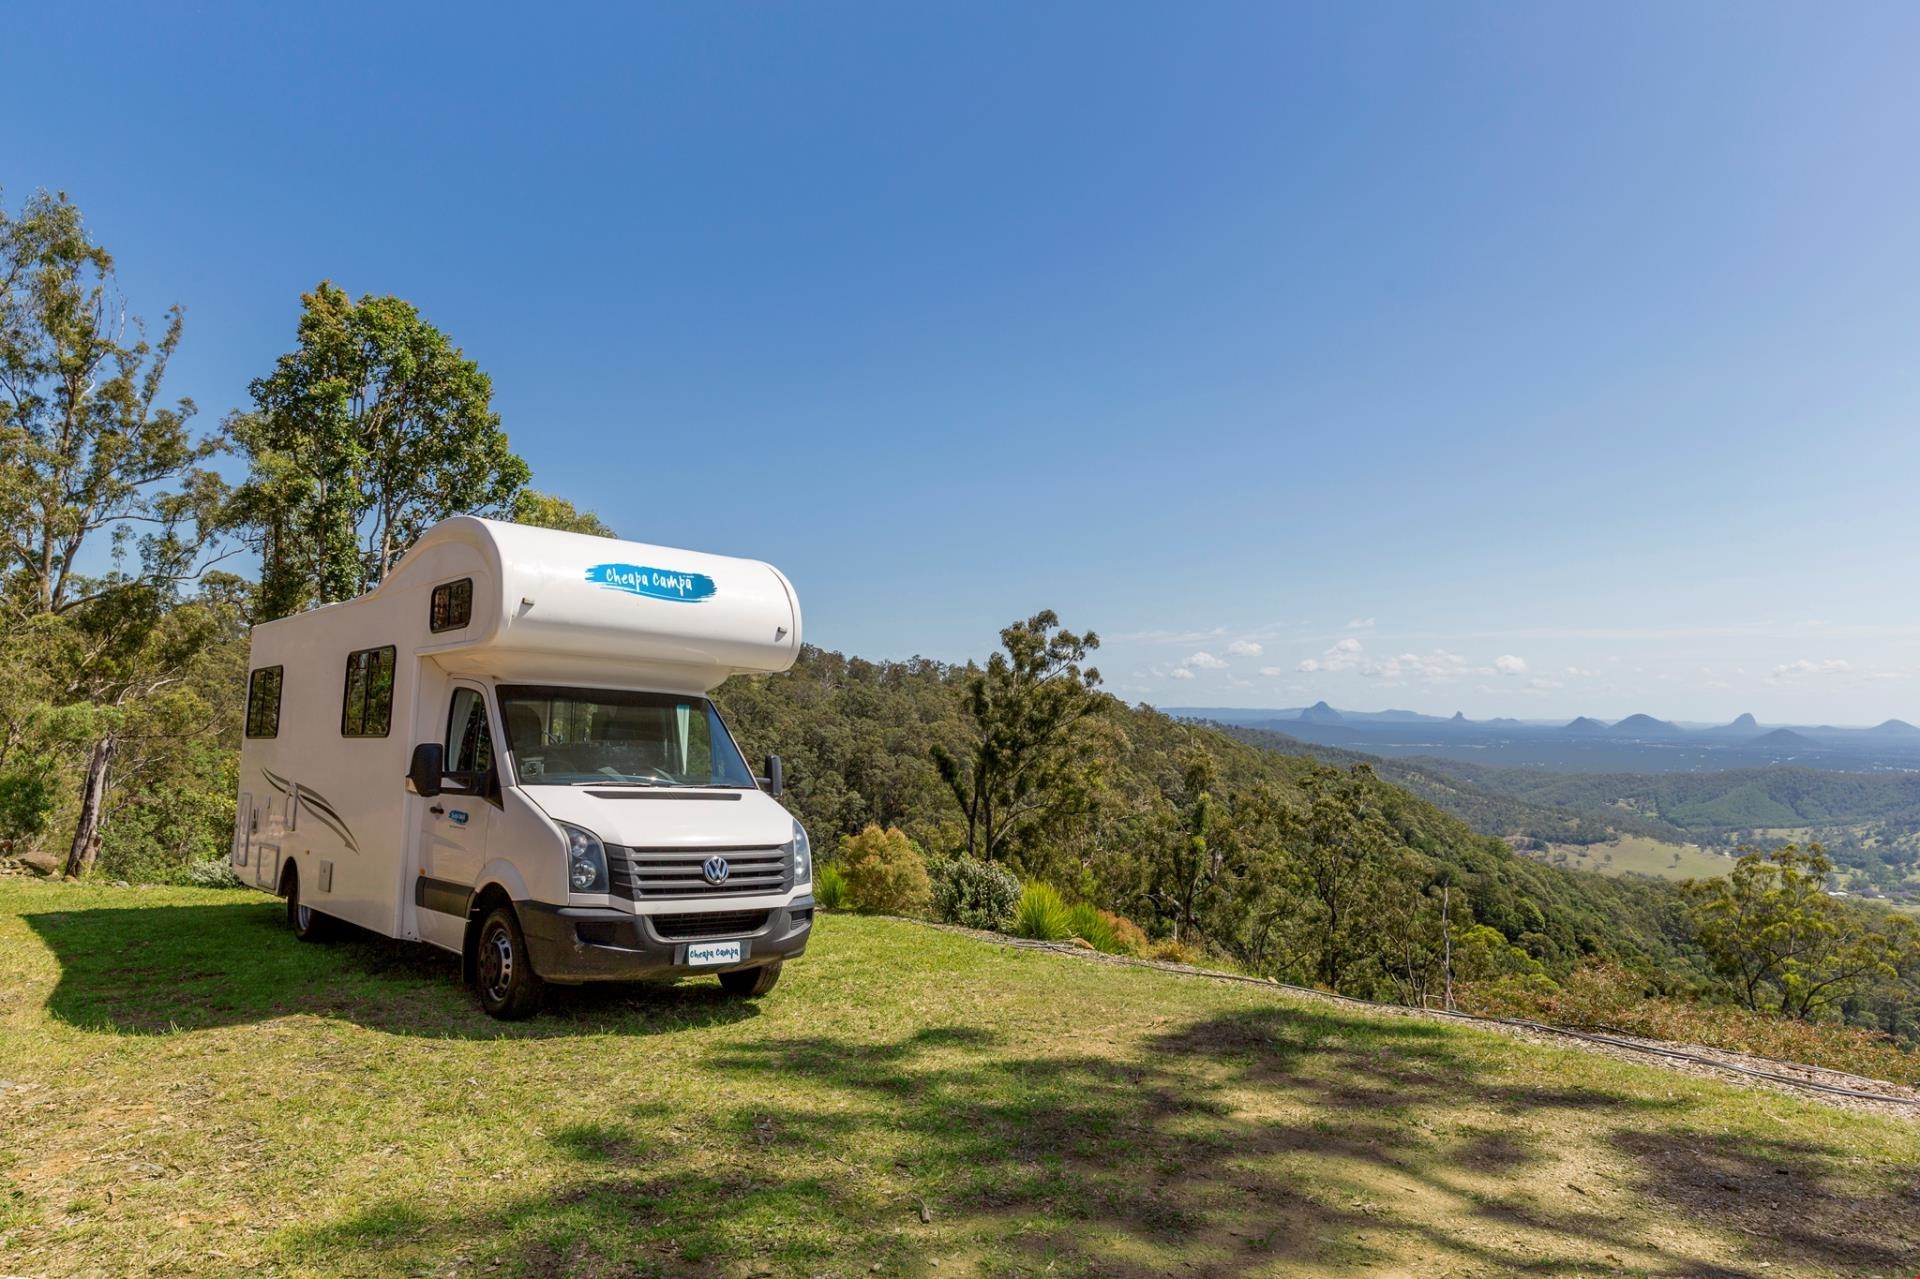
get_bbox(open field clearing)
[2,879,1918,1279]
[1542,837,1734,882]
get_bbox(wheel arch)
[461,880,519,984]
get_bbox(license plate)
[685,940,743,966]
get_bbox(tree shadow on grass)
[19,899,759,1040]
[266,1007,1920,1278]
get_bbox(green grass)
[3,879,1919,1278]
[1541,836,1736,882]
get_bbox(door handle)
[429,805,446,816]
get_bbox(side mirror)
[763,753,785,799]
[407,743,445,798]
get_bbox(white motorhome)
[230,516,812,1018]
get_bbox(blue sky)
[7,3,1919,723]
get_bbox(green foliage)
[838,825,932,917]
[510,489,614,537]
[232,280,529,618]
[1011,882,1073,941]
[0,768,55,854]
[1063,901,1116,952]
[929,855,1022,931]
[1685,844,1913,1020]
[930,610,1107,864]
[813,863,850,911]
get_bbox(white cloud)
[1529,676,1562,690]
[1110,626,1228,645]
[1296,637,1480,685]
[1494,655,1528,676]
[1169,667,1196,680]
[1565,666,1598,678]
[1258,666,1286,677]
[1226,639,1263,657]
[1346,617,1376,630]
[1769,658,1852,680]
[1185,651,1228,670]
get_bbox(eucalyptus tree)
[931,610,1108,864]
[0,189,230,876]
[232,282,529,619]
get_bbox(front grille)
[611,844,790,900]
[651,910,770,941]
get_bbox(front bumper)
[518,896,814,984]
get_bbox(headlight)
[789,819,812,886]
[562,823,608,893]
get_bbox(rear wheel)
[475,905,545,1020]
[719,961,782,998]
[285,867,333,942]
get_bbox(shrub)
[931,856,1022,931]
[838,825,932,916]
[1148,938,1202,965]
[1098,909,1150,956]
[1064,902,1116,953]
[813,863,850,911]
[181,858,244,889]
[0,768,55,856]
[1011,882,1073,941]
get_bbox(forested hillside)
[716,646,1698,987]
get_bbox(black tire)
[719,961,782,998]
[285,867,333,942]
[475,905,545,1020]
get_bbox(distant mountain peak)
[1450,711,1467,722]
[1755,727,1817,747]
[1612,713,1679,735]
[1298,700,1344,725]
[1565,716,1608,732]
[1869,718,1920,736]
[1729,712,1758,729]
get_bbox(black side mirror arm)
[759,753,785,799]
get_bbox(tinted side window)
[430,578,473,632]
[341,646,396,737]
[245,666,283,738]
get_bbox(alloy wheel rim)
[296,902,311,931]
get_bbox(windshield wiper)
[572,778,670,788]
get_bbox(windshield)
[496,685,757,788]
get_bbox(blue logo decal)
[702,855,731,885]
[585,563,717,603]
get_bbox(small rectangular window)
[245,666,283,738]
[430,578,473,633]
[341,646,397,737]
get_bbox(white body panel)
[232,516,807,955]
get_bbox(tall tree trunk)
[63,732,116,878]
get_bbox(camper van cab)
[231,516,811,1019]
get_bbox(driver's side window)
[445,687,496,797]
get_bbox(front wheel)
[719,961,782,998]
[475,905,545,1020]
[286,868,333,943]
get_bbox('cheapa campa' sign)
[585,563,718,602]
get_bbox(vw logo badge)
[701,854,731,886]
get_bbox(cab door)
[413,681,500,951]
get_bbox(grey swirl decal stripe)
[261,767,362,854]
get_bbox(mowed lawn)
[2,881,1918,1279]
